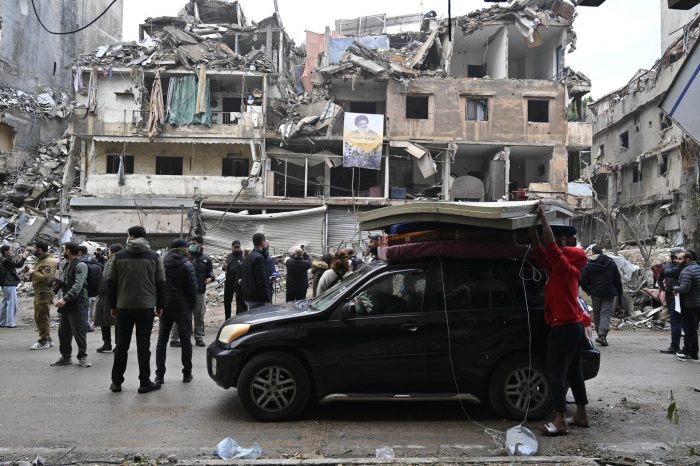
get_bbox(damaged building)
[576,3,700,249]
[66,0,593,254]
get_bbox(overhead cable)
[31,0,119,35]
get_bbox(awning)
[92,136,253,144]
[71,197,195,209]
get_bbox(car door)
[322,267,431,393]
[425,261,524,394]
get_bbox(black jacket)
[285,256,311,296]
[224,251,244,287]
[190,250,215,294]
[658,262,681,293]
[164,251,198,316]
[240,249,272,303]
[580,254,623,301]
[0,255,26,286]
[674,261,700,309]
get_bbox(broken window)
[556,46,565,78]
[598,144,605,159]
[620,131,629,150]
[527,100,549,123]
[660,113,672,130]
[106,155,134,174]
[568,152,581,181]
[350,101,378,114]
[659,153,669,177]
[538,164,546,177]
[465,98,489,122]
[155,156,183,176]
[222,156,249,177]
[330,165,385,198]
[467,65,487,78]
[632,165,640,183]
[405,95,429,120]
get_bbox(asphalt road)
[1,305,699,464]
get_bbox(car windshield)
[309,261,385,311]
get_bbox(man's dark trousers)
[112,308,155,386]
[156,311,193,378]
[58,308,87,360]
[681,306,699,359]
[224,281,246,318]
[668,294,682,351]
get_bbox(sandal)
[565,416,590,428]
[539,422,569,437]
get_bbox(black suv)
[207,258,600,421]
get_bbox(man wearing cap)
[222,240,246,318]
[155,239,198,385]
[580,245,623,346]
[658,248,684,354]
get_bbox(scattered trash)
[505,426,538,456]
[375,446,395,459]
[214,437,262,460]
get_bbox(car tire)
[488,354,551,421]
[237,352,310,421]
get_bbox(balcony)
[85,174,264,199]
[131,110,264,139]
[566,121,593,151]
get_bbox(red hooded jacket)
[535,242,588,328]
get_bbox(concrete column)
[442,149,451,201]
[550,144,569,194]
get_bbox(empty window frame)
[222,156,249,177]
[465,97,489,121]
[659,153,669,177]
[660,113,672,130]
[632,165,641,183]
[405,95,429,119]
[467,64,487,78]
[527,99,550,123]
[620,131,629,150]
[106,155,134,174]
[155,156,183,175]
[598,144,605,158]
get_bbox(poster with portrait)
[343,112,384,170]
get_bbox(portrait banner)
[343,112,384,170]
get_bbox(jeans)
[245,301,267,310]
[171,293,206,343]
[547,322,588,413]
[668,294,682,350]
[58,309,87,360]
[0,286,18,327]
[34,289,52,343]
[156,312,193,378]
[591,295,615,337]
[681,306,699,359]
[112,308,155,386]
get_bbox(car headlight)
[218,324,251,344]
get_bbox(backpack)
[83,260,103,297]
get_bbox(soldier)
[29,241,57,350]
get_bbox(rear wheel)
[488,354,551,421]
[237,352,310,421]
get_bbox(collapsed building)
[66,0,593,254]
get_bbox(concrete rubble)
[0,85,73,119]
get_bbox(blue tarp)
[168,75,211,127]
[329,35,390,64]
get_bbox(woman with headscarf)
[316,251,351,296]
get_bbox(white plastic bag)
[506,426,538,456]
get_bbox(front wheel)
[237,352,310,421]
[488,354,551,421]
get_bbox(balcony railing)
[131,110,251,126]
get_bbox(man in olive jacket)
[29,241,57,349]
[108,226,166,394]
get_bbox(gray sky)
[122,0,662,99]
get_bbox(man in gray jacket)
[673,250,700,362]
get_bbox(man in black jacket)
[580,245,623,346]
[222,240,246,318]
[240,232,271,309]
[170,235,214,348]
[155,239,198,384]
[0,245,28,328]
[658,248,683,354]
[673,250,700,362]
[285,249,311,302]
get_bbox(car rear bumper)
[206,342,245,389]
[581,339,600,380]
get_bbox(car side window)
[437,268,515,311]
[353,269,427,316]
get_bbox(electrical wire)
[31,0,119,35]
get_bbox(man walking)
[0,245,29,328]
[170,235,214,348]
[109,226,165,394]
[673,250,700,362]
[29,241,57,349]
[285,248,311,302]
[222,240,246,318]
[580,245,623,346]
[155,239,198,385]
[658,248,683,354]
[51,242,91,368]
[240,233,272,310]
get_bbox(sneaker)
[660,347,680,354]
[154,376,164,385]
[195,339,205,347]
[595,336,609,347]
[78,357,92,368]
[50,356,72,366]
[676,351,688,357]
[138,381,161,394]
[30,341,51,350]
[48,338,55,347]
[96,343,113,353]
[677,354,699,362]
[110,383,122,393]
[183,373,193,383]
[170,340,181,347]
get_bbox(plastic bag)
[214,437,262,460]
[505,426,538,456]
[375,446,395,459]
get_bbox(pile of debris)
[0,85,73,119]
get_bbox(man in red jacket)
[530,202,589,436]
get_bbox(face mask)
[188,244,199,253]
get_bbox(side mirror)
[340,299,357,320]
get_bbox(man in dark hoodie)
[170,235,214,348]
[285,248,311,302]
[580,245,623,346]
[108,226,165,394]
[673,250,700,362]
[240,233,272,309]
[155,239,198,384]
[222,240,245,318]
[658,248,683,354]
[0,245,28,328]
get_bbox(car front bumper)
[206,342,245,389]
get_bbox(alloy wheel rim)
[250,365,297,412]
[504,367,548,413]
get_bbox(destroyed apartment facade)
[577,5,700,250]
[66,0,592,253]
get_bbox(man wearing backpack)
[77,245,102,333]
